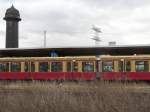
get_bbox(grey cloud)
[0,0,150,48]
[77,0,150,9]
[20,5,93,35]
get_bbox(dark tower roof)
[3,5,21,21]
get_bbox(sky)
[1,0,150,48]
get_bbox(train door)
[95,60,102,79]
[118,59,125,72]
[113,59,125,72]
[98,61,102,72]
[125,60,131,72]
[29,61,38,72]
[21,62,29,72]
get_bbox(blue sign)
[49,51,58,57]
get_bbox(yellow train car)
[0,55,149,80]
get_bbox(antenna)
[11,0,14,5]
[91,25,102,46]
[44,30,46,48]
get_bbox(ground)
[0,81,149,112]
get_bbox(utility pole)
[91,25,102,79]
[44,30,46,48]
[91,25,102,46]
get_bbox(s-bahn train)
[0,55,150,80]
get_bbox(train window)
[31,62,35,72]
[135,61,148,72]
[11,62,21,72]
[39,62,48,72]
[82,62,94,72]
[51,62,62,72]
[102,61,113,72]
[24,62,29,72]
[0,62,9,72]
[126,61,131,72]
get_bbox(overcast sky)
[0,0,150,48]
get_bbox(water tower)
[3,5,21,48]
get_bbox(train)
[0,55,150,80]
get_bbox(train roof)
[1,55,150,61]
[1,45,150,57]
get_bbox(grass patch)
[0,81,149,112]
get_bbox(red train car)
[0,55,150,81]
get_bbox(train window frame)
[102,61,114,72]
[118,61,123,72]
[82,61,94,72]
[0,62,9,72]
[125,61,131,72]
[135,61,148,72]
[67,61,71,72]
[51,61,63,72]
[39,62,49,72]
[24,62,29,72]
[11,62,21,72]
[73,60,79,72]
[73,61,78,72]
[31,62,35,72]
[125,60,132,72]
